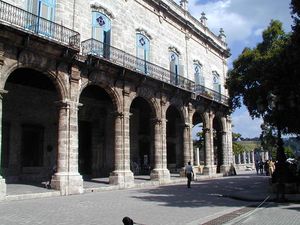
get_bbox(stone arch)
[166,100,185,124]
[1,66,62,183]
[192,110,206,167]
[213,113,223,173]
[165,103,185,171]
[79,79,121,114]
[129,95,156,175]
[132,87,159,119]
[78,82,117,177]
[1,63,67,101]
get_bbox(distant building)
[0,0,232,197]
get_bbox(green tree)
[260,123,277,159]
[232,133,245,155]
[226,17,300,134]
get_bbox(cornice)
[144,0,230,58]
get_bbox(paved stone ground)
[0,171,299,225]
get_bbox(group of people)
[255,160,275,176]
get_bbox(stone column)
[220,131,230,175]
[195,148,200,166]
[180,123,192,177]
[203,112,216,175]
[0,90,7,199]
[150,118,170,182]
[265,151,269,161]
[243,151,246,167]
[51,100,83,195]
[183,123,192,165]
[109,111,134,187]
[251,151,255,163]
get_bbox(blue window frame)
[27,0,56,36]
[194,63,204,86]
[213,71,221,93]
[170,52,179,85]
[136,33,150,74]
[92,11,111,57]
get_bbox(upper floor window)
[194,63,204,86]
[136,33,150,74]
[92,11,111,45]
[212,71,221,93]
[27,0,55,21]
[170,51,179,85]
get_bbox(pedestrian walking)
[185,161,194,188]
[255,160,259,175]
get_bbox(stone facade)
[0,0,232,197]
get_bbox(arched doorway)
[78,85,114,178]
[213,117,223,173]
[129,97,154,175]
[192,112,205,171]
[166,105,183,173]
[2,68,59,184]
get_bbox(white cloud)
[179,0,292,47]
[232,108,263,138]
[254,28,264,36]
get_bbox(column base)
[150,168,170,183]
[0,176,6,200]
[179,167,186,177]
[109,170,134,187]
[203,166,216,175]
[51,172,83,195]
[220,165,231,175]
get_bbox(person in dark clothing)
[185,161,194,188]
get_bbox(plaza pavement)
[0,171,299,225]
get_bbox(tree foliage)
[226,8,300,134]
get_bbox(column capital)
[55,100,82,109]
[203,128,210,133]
[113,111,124,119]
[0,89,8,100]
[151,118,162,124]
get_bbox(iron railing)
[0,0,80,49]
[82,39,229,105]
[82,38,194,92]
[195,85,229,105]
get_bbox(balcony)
[82,38,194,92]
[194,85,229,106]
[0,0,80,50]
[82,38,229,106]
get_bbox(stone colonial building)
[0,0,232,197]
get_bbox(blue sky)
[175,0,293,138]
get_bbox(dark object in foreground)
[123,217,134,225]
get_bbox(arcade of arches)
[0,54,232,197]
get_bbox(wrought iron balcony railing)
[195,85,229,105]
[82,39,229,105]
[82,38,195,92]
[0,0,80,50]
